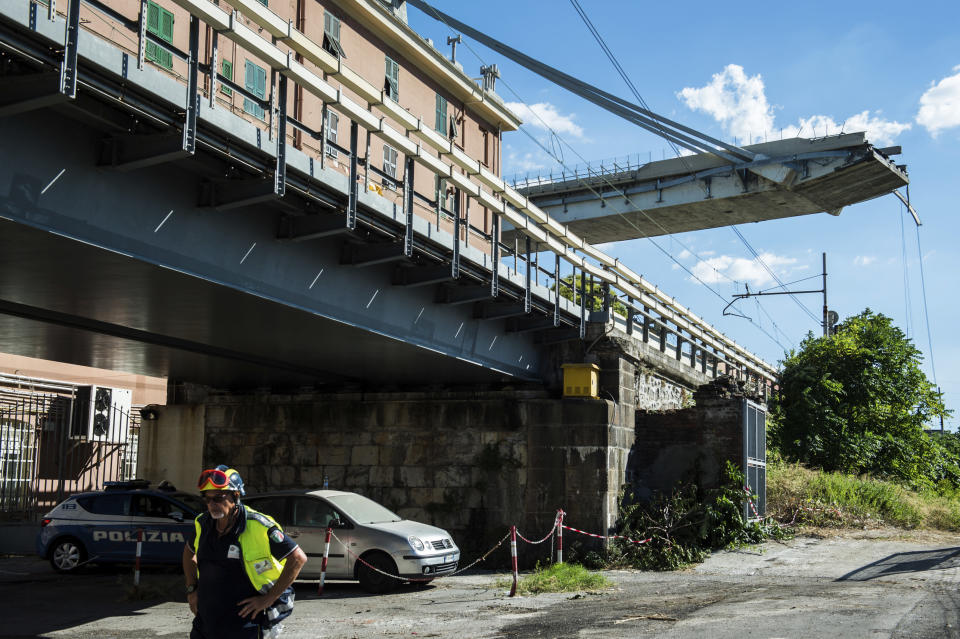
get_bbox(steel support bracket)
[274,75,287,196]
[490,215,500,298]
[182,16,200,155]
[346,121,359,230]
[60,0,81,98]
[523,237,532,314]
[403,156,415,257]
[451,188,461,279]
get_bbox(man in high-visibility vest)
[183,466,308,639]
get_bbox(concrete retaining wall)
[190,391,632,560]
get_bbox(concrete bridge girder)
[510,135,907,246]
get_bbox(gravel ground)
[4,529,960,638]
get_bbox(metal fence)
[0,378,139,520]
[743,399,767,519]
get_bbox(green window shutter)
[385,56,399,101]
[244,61,266,120]
[159,9,173,42]
[145,3,173,70]
[145,2,159,64]
[220,60,233,96]
[146,2,159,33]
[256,66,266,98]
[435,94,447,135]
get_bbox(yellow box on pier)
[561,363,600,398]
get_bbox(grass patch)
[495,562,611,595]
[767,458,960,531]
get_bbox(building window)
[257,0,267,5]
[145,1,174,70]
[435,94,447,137]
[435,175,452,216]
[382,145,398,189]
[384,56,399,102]
[325,109,339,159]
[323,12,345,58]
[220,59,233,96]
[243,61,266,121]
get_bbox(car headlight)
[408,536,425,551]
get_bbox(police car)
[36,480,203,573]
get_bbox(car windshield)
[327,493,402,524]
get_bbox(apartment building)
[75,0,521,243]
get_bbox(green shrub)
[607,462,788,571]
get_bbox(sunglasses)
[202,493,233,504]
[198,469,229,490]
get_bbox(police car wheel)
[50,538,86,573]
[357,552,397,593]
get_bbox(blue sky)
[408,1,960,428]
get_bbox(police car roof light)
[104,479,151,490]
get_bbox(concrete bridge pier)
[139,321,759,564]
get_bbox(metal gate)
[742,399,766,519]
[0,376,139,520]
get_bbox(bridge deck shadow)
[836,546,960,581]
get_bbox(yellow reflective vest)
[193,506,286,594]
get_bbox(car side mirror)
[168,511,184,523]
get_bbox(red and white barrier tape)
[561,524,651,545]
[516,512,561,545]
[328,529,512,584]
[743,486,761,519]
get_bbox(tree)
[554,274,628,315]
[770,309,952,486]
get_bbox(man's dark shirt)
[188,503,298,639]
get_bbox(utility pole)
[822,252,828,337]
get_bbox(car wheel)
[357,552,398,593]
[50,537,86,573]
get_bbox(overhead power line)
[408,0,792,352]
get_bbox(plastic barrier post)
[557,510,564,564]
[134,528,143,586]
[318,526,332,595]
[509,525,518,597]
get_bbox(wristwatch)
[185,583,198,594]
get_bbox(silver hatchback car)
[244,489,460,592]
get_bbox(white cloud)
[676,249,692,260]
[690,252,798,288]
[505,102,584,138]
[916,65,960,137]
[678,64,910,146]
[854,255,876,267]
[677,65,774,145]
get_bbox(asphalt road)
[4,531,960,638]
